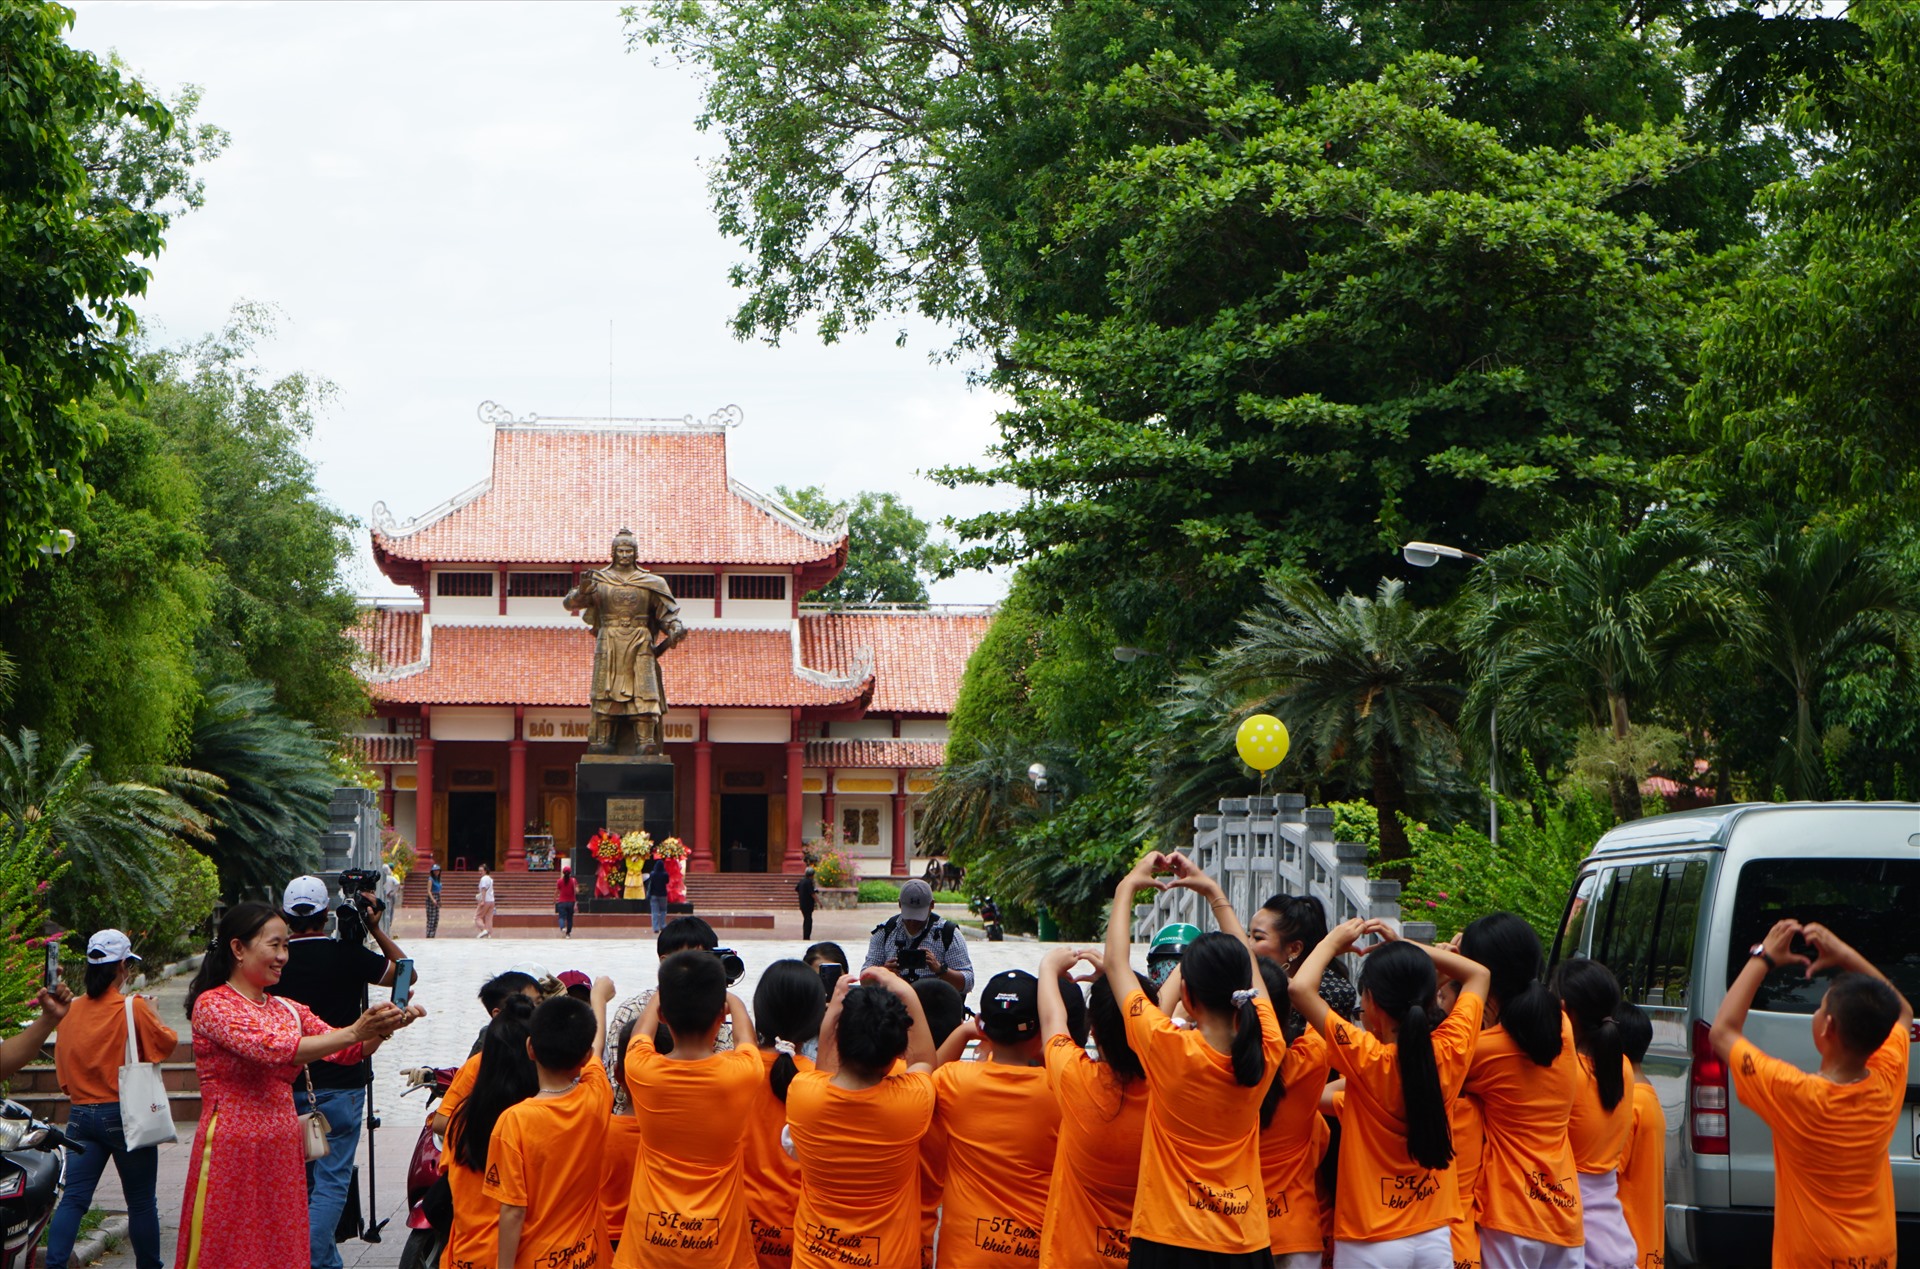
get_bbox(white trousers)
[1575,1170,1637,1269]
[1333,1226,1452,1269]
[1479,1228,1582,1269]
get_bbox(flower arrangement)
[620,830,654,868]
[590,828,626,890]
[812,844,856,889]
[381,830,413,885]
[655,836,687,861]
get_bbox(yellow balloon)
[1235,713,1291,773]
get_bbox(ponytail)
[769,1049,800,1102]
[753,959,827,1102]
[1461,912,1563,1067]
[1181,932,1267,1088]
[185,902,277,1017]
[1257,957,1291,1128]
[1551,956,1627,1112]
[1360,942,1453,1171]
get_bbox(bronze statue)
[565,529,687,755]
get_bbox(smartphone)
[817,962,843,996]
[42,941,59,992]
[391,957,415,1009]
[899,947,928,974]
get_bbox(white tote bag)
[117,996,177,1149]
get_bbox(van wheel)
[398,1228,441,1269]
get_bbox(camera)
[712,947,745,986]
[898,947,929,974]
[335,867,385,945]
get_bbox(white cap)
[283,875,331,916]
[86,929,140,964]
[507,962,551,981]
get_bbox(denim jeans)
[45,1102,163,1269]
[649,892,668,930]
[297,1084,366,1269]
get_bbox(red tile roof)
[349,734,417,765]
[349,607,422,673]
[361,616,871,709]
[370,424,847,573]
[799,611,991,715]
[806,738,947,770]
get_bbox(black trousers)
[800,904,814,939]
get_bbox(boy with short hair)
[1710,919,1912,1268]
[1614,1002,1664,1269]
[488,976,617,1269]
[617,949,762,1267]
[931,970,1063,1268]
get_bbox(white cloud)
[69,0,1019,603]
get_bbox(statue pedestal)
[574,755,677,911]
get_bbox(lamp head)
[1403,540,1477,567]
[1027,762,1048,791]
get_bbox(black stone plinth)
[574,756,677,911]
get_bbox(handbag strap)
[122,995,140,1067]
[278,997,318,1098]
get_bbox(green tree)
[185,682,332,900]
[1204,577,1463,869]
[153,309,364,733]
[0,4,178,600]
[1476,510,1721,822]
[774,485,955,606]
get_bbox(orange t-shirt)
[616,1038,764,1267]
[602,1113,644,1244]
[743,1048,814,1269]
[1040,1035,1149,1268]
[54,991,177,1105]
[787,1068,935,1269]
[440,1052,483,1170]
[1447,1093,1484,1268]
[1322,990,1482,1243]
[933,1056,1062,1268]
[1732,1024,1909,1269]
[1615,1080,1664,1269]
[1258,1027,1333,1255]
[919,1111,948,1269]
[1568,1051,1635,1174]
[1464,1014,1582,1246]
[484,1057,613,1269]
[443,1053,513,1269]
[1121,989,1284,1254]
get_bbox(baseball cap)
[898,878,934,921]
[978,970,1040,1041]
[556,970,591,990]
[283,875,331,917]
[86,929,140,965]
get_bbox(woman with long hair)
[176,903,414,1269]
[1550,957,1636,1269]
[444,995,539,1269]
[1253,893,1358,1023]
[1036,948,1153,1269]
[1104,851,1281,1269]
[1293,920,1490,1267]
[1253,956,1331,1269]
[743,959,827,1269]
[1459,912,1583,1268]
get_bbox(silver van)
[1550,802,1920,1265]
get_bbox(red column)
[414,730,436,871]
[822,769,837,849]
[506,711,527,871]
[692,708,714,873]
[380,768,395,829]
[891,774,909,876]
[783,738,806,872]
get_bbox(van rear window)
[1726,857,1920,1013]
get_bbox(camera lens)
[717,950,745,985]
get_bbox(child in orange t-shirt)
[1550,958,1636,1269]
[1434,971,1484,1269]
[616,950,762,1268]
[443,996,539,1269]
[1710,919,1913,1269]
[788,967,938,1269]
[1251,958,1330,1269]
[1458,912,1583,1269]
[1103,853,1283,1269]
[742,960,828,1269]
[1613,1004,1664,1269]
[488,979,617,1269]
[1292,917,1489,1266]
[914,978,968,1269]
[933,970,1063,1268]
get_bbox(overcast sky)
[67,1,1015,603]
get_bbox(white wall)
[430,706,515,741]
[708,709,790,744]
[826,720,893,740]
[899,719,951,740]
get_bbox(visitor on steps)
[795,866,817,941]
[556,861,577,938]
[474,864,496,938]
[425,862,443,938]
[643,849,670,932]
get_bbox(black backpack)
[872,913,959,957]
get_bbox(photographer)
[266,873,411,1269]
[861,879,975,994]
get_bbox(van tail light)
[1691,1019,1729,1155]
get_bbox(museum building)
[347,408,990,877]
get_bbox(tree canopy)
[775,484,954,606]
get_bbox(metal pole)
[1488,573,1499,847]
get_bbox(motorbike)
[0,1100,82,1269]
[973,894,1005,942]
[397,1066,458,1269]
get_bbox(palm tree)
[185,682,334,900]
[1729,520,1915,799]
[1474,509,1724,822]
[1207,577,1465,870]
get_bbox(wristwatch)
[1749,943,1777,970]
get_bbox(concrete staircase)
[403,869,816,912]
[9,1041,201,1126]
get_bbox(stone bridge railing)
[1131,793,1436,952]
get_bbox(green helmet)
[1148,922,1203,961]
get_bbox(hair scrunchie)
[774,1039,797,1056]
[1230,989,1257,1007]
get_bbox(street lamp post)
[1403,541,1499,847]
